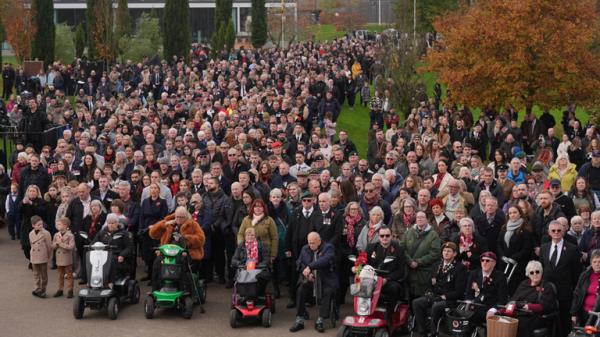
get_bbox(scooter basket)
[446,308,475,337]
[236,282,258,298]
[161,264,183,281]
[487,315,518,337]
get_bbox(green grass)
[337,100,371,156]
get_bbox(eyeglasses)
[551,185,560,189]
[529,270,541,275]
[379,234,391,238]
[480,259,494,263]
[364,189,374,193]
[302,199,312,202]
[228,154,237,157]
[550,229,562,233]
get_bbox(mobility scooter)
[143,241,206,319]
[229,265,275,328]
[73,232,140,320]
[337,255,410,337]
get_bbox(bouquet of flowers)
[353,251,368,283]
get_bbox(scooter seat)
[114,277,130,287]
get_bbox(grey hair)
[459,217,475,228]
[591,249,600,262]
[525,260,543,276]
[118,180,131,190]
[105,213,120,225]
[369,206,384,218]
[270,188,282,198]
[591,210,600,219]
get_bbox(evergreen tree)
[115,0,131,39]
[251,0,267,48]
[163,0,191,61]
[0,17,4,67]
[75,23,86,58]
[31,0,55,66]
[212,0,235,57]
[86,0,97,59]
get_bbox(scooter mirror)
[112,234,123,240]
[348,255,357,262]
[79,231,89,240]
[383,256,395,263]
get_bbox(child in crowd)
[29,215,52,298]
[5,182,20,240]
[52,217,75,298]
[360,81,371,106]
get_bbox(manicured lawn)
[337,100,371,156]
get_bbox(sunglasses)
[529,270,541,275]
[302,199,312,202]
[379,234,391,238]
[480,259,494,263]
[550,229,562,233]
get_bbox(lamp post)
[281,0,285,47]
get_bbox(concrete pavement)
[0,227,341,337]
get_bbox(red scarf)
[344,214,362,248]
[245,240,258,261]
[434,172,445,189]
[367,222,378,242]
[89,215,100,238]
[459,234,474,269]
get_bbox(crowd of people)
[2,33,600,336]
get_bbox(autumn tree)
[0,0,37,62]
[31,0,55,67]
[90,0,115,64]
[425,0,600,115]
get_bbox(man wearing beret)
[465,251,508,324]
[412,241,467,337]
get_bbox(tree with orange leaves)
[0,0,37,62]
[425,0,600,115]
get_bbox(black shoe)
[289,322,304,332]
[315,320,325,333]
[32,289,41,297]
[53,290,63,298]
[28,263,32,270]
[38,291,47,298]
[78,280,86,285]
[286,301,296,309]
[225,280,234,289]
[51,265,57,270]
[67,290,73,298]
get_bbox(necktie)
[550,245,558,266]
[304,210,309,218]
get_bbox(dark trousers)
[296,281,335,319]
[208,229,225,280]
[2,81,13,99]
[140,233,158,276]
[7,214,20,239]
[558,298,572,337]
[412,296,450,334]
[288,259,300,303]
[338,257,353,303]
[381,281,402,320]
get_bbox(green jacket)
[400,224,441,297]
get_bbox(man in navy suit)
[540,220,582,337]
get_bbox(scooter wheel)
[261,308,272,328]
[73,296,85,319]
[230,309,239,328]
[337,325,351,337]
[144,296,155,319]
[182,296,194,319]
[374,328,389,337]
[107,297,119,320]
[131,283,141,304]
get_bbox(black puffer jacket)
[202,188,232,233]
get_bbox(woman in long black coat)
[497,205,534,294]
[20,185,47,263]
[139,183,169,280]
